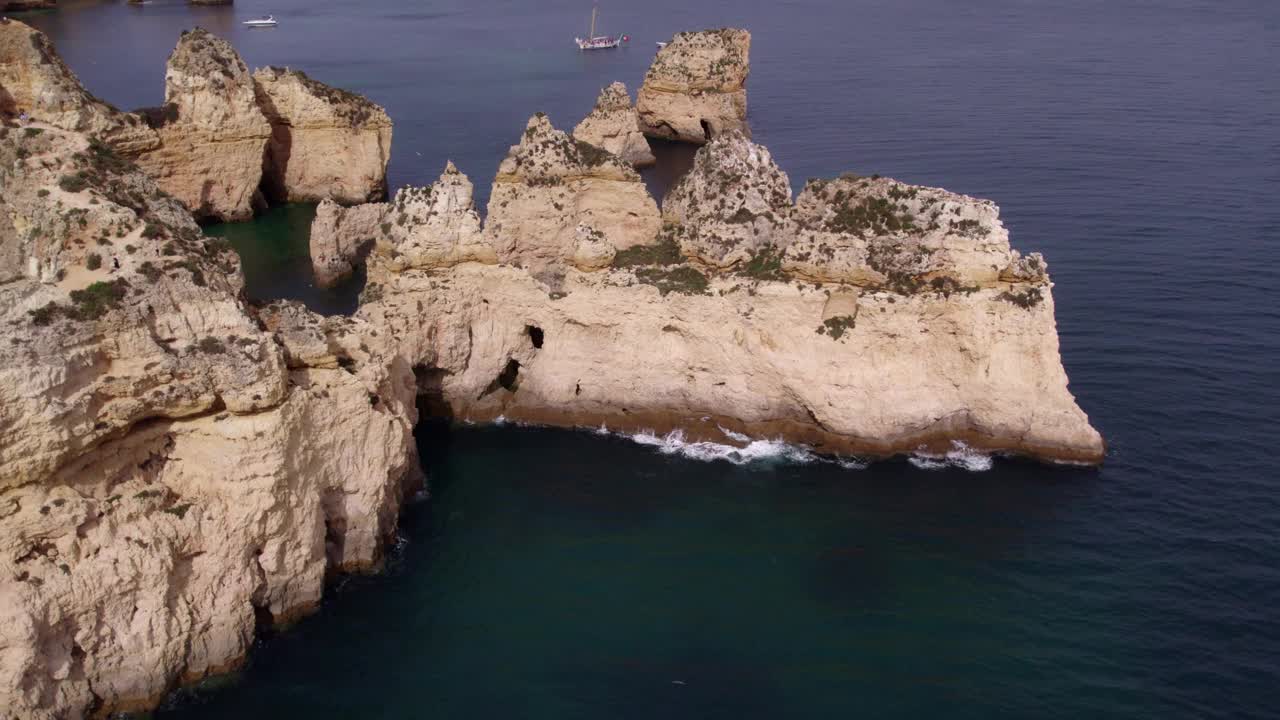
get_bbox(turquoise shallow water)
[19,0,1280,717]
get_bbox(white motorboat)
[243,15,277,27]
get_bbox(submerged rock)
[253,66,393,204]
[572,81,655,168]
[637,28,751,144]
[132,28,272,221]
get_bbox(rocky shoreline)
[1,21,1102,719]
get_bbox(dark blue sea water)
[21,0,1280,717]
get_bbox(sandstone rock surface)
[0,120,417,719]
[484,113,660,274]
[662,130,792,269]
[253,66,392,203]
[0,19,157,154]
[637,28,750,143]
[131,29,271,222]
[347,124,1102,466]
[309,161,491,287]
[572,82,655,168]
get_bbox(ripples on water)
[22,0,1280,717]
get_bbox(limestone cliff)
[661,130,792,268]
[0,121,418,718]
[345,129,1103,465]
[572,82,655,168]
[484,113,660,275]
[253,66,392,204]
[131,29,271,222]
[0,19,157,154]
[637,28,750,143]
[309,160,490,287]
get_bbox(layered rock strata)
[131,29,271,222]
[637,28,750,143]
[341,129,1103,465]
[572,82,655,168]
[3,21,391,222]
[252,66,392,204]
[0,120,417,717]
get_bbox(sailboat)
[574,6,628,50]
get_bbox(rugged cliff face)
[483,113,661,276]
[3,22,391,223]
[253,66,392,204]
[309,161,489,287]
[130,29,271,222]
[340,129,1103,464]
[572,82,655,168]
[0,120,418,718]
[637,28,750,143]
[0,19,157,155]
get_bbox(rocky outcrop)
[131,29,271,222]
[309,161,490,287]
[252,66,392,204]
[637,28,750,144]
[661,130,792,269]
[783,174,1015,288]
[484,113,660,275]
[0,19,158,154]
[0,121,417,718]
[344,127,1102,466]
[572,82,655,168]
[309,198,386,287]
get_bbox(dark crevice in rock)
[526,324,544,349]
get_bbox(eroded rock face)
[345,116,1102,467]
[661,130,792,269]
[572,82,655,168]
[484,113,660,275]
[0,122,418,719]
[637,28,750,144]
[253,66,392,204]
[309,161,492,287]
[132,29,271,221]
[0,19,158,154]
[782,174,1015,288]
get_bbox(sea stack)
[637,28,751,143]
[252,66,393,204]
[132,29,272,221]
[572,81,656,168]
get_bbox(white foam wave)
[626,429,826,467]
[907,441,993,472]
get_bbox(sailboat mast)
[590,6,597,38]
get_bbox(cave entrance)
[526,325,544,349]
[700,119,713,142]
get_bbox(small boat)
[656,41,667,49]
[242,16,277,27]
[574,6,627,50]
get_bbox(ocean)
[20,0,1280,717]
